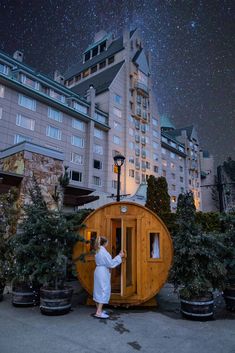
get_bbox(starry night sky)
[0,0,234,166]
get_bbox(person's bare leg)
[96,303,103,316]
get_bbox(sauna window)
[149,233,160,259]
[86,231,97,253]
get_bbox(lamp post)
[113,154,125,202]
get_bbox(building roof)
[64,37,124,80]
[160,115,175,129]
[71,61,125,97]
[167,125,194,140]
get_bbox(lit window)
[18,94,36,111]
[83,69,89,78]
[113,135,121,145]
[94,144,103,155]
[46,125,62,140]
[71,152,83,165]
[14,134,32,144]
[49,89,65,103]
[93,176,102,186]
[114,94,122,104]
[0,84,5,98]
[94,128,104,139]
[73,102,88,115]
[48,107,62,122]
[71,135,84,148]
[170,162,175,169]
[16,114,35,131]
[171,196,177,203]
[113,107,122,118]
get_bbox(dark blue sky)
[0,0,234,165]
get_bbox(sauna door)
[121,219,137,297]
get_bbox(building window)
[154,165,158,173]
[189,179,192,185]
[99,61,106,69]
[180,176,184,183]
[170,152,176,159]
[171,173,175,179]
[179,166,183,172]
[84,51,91,62]
[108,56,115,64]
[100,41,106,52]
[71,135,84,148]
[91,65,97,74]
[152,118,158,127]
[170,162,175,169]
[141,124,146,133]
[172,184,176,191]
[72,118,84,131]
[46,125,62,140]
[92,46,98,57]
[142,174,146,183]
[161,147,166,154]
[73,102,88,115]
[0,84,5,98]
[171,196,177,203]
[113,135,121,145]
[48,107,62,122]
[129,142,134,150]
[93,176,102,186]
[146,161,150,169]
[129,156,134,164]
[113,107,122,118]
[18,94,36,111]
[162,159,167,167]
[94,128,104,139]
[114,94,122,104]
[112,180,117,189]
[16,114,35,131]
[75,74,81,82]
[93,159,102,169]
[14,134,32,144]
[153,129,159,138]
[94,144,103,155]
[153,153,158,161]
[94,112,107,124]
[20,74,39,90]
[71,152,83,165]
[135,147,140,156]
[49,89,65,103]
[129,128,134,136]
[0,63,9,75]
[129,169,135,178]
[162,170,166,177]
[180,187,184,193]
[114,121,122,131]
[71,171,82,182]
[83,69,89,78]
[153,142,158,149]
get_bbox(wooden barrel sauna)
[73,202,173,307]
[12,283,39,306]
[180,294,214,319]
[40,287,73,315]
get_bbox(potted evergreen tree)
[10,176,82,314]
[169,192,226,319]
[0,188,19,301]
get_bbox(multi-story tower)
[64,29,162,199]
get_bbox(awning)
[64,184,99,206]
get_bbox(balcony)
[135,80,149,96]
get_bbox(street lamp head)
[113,154,125,167]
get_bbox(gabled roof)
[71,61,125,96]
[64,37,124,80]
[132,49,150,75]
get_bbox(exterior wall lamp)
[113,154,125,202]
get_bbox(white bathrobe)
[93,246,122,304]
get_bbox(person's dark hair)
[95,236,108,252]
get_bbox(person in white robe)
[93,236,124,319]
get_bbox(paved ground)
[0,283,234,353]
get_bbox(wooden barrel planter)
[12,283,40,307]
[180,294,214,320]
[40,286,73,315]
[223,286,235,311]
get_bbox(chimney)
[54,70,65,85]
[13,50,23,62]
